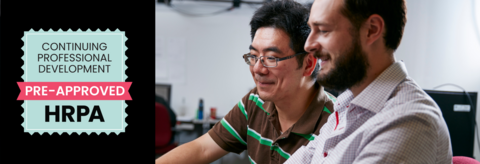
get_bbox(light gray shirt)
[285,61,452,164]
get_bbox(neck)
[274,81,318,131]
[350,51,395,97]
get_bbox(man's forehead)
[309,0,343,25]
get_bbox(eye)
[266,56,277,61]
[317,27,330,34]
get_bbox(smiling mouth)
[319,55,331,66]
[258,81,275,86]
[318,54,330,61]
[255,75,275,86]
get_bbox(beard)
[315,35,369,92]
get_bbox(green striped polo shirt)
[208,83,335,164]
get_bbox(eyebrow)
[249,45,283,54]
[264,47,283,54]
[309,21,331,27]
[249,45,257,51]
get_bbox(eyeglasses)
[242,52,307,68]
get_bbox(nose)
[252,57,269,75]
[304,31,321,53]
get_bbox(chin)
[321,65,334,74]
[257,90,273,101]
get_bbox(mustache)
[255,75,274,83]
[313,51,330,58]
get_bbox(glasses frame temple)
[277,52,308,62]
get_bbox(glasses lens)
[245,55,256,66]
[263,56,277,67]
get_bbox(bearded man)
[286,0,453,163]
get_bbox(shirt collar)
[350,61,408,113]
[290,84,330,134]
[263,83,331,135]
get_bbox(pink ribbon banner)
[17,82,132,100]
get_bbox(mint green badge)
[21,29,129,135]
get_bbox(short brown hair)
[340,0,407,51]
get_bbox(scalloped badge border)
[20,28,128,135]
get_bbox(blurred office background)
[155,0,480,162]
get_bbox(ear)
[364,14,385,46]
[303,53,317,77]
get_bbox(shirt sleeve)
[353,111,452,164]
[208,90,252,154]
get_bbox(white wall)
[156,0,480,160]
[156,2,258,118]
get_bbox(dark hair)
[250,0,319,80]
[340,0,407,51]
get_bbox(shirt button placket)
[271,143,279,163]
[271,143,276,157]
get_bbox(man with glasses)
[156,0,335,163]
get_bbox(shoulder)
[375,77,447,134]
[386,77,441,117]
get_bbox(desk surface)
[175,117,221,131]
[192,119,220,124]
[177,116,221,124]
